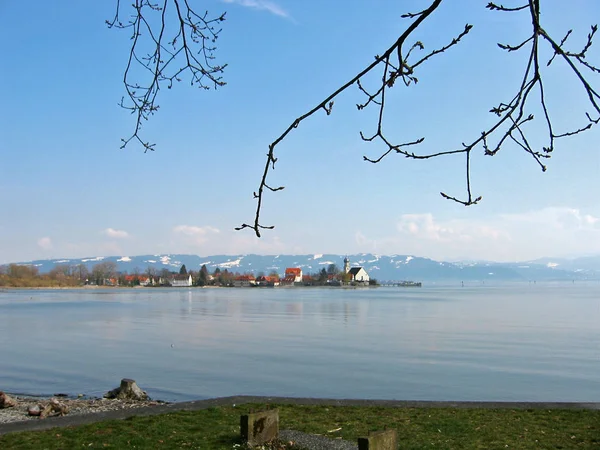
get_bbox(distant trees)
[159,268,170,278]
[7,264,39,279]
[91,261,118,285]
[74,264,89,282]
[327,264,339,275]
[196,264,209,286]
[318,268,328,284]
[179,264,187,275]
[48,265,73,283]
[0,264,80,287]
[216,269,234,286]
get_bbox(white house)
[170,274,193,287]
[344,256,369,283]
[348,267,370,283]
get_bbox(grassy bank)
[1,403,599,449]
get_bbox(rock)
[39,398,69,419]
[104,378,149,401]
[27,398,70,419]
[0,391,17,408]
[39,404,53,419]
[50,398,69,415]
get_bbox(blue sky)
[1,0,599,264]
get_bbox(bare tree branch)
[108,0,226,152]
[238,0,599,237]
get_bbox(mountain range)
[12,253,600,282]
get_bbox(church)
[343,256,370,284]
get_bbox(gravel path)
[0,395,164,425]
[280,430,357,450]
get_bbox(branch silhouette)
[110,1,598,237]
[237,0,599,236]
[108,0,226,152]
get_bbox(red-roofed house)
[280,275,296,286]
[233,275,256,287]
[124,275,153,286]
[255,275,280,287]
[284,268,303,283]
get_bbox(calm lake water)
[0,284,598,402]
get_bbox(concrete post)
[240,409,279,446]
[357,429,397,450]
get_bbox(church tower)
[344,256,350,274]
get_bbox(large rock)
[0,391,17,408]
[104,378,149,401]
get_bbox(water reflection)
[0,285,598,402]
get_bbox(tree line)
[0,262,375,287]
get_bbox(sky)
[1,0,600,264]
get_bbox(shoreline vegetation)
[0,262,396,289]
[1,399,599,448]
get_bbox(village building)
[255,275,280,287]
[123,275,153,286]
[233,275,256,287]
[344,256,370,284]
[169,274,193,287]
[284,268,303,283]
[280,275,296,286]
[348,267,370,283]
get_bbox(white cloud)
[173,225,220,247]
[501,207,600,231]
[37,237,53,250]
[382,207,600,261]
[397,213,462,242]
[221,0,290,18]
[173,225,220,237]
[103,228,129,239]
[171,225,293,255]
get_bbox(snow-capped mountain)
[10,253,600,281]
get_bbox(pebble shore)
[0,395,164,425]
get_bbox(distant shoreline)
[0,284,381,291]
[0,285,225,291]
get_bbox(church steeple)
[343,255,350,274]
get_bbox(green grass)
[1,404,599,449]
